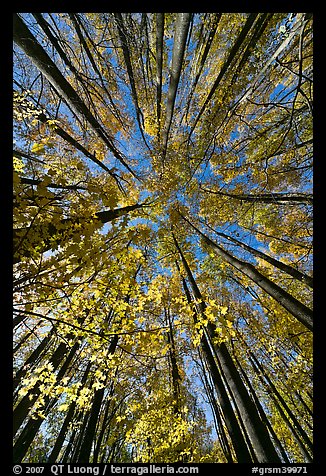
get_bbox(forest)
[13,13,313,464]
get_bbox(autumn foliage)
[13,13,313,464]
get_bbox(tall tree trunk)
[76,265,140,462]
[201,188,313,205]
[155,13,164,134]
[13,86,120,179]
[13,322,40,354]
[182,13,221,124]
[162,13,191,160]
[179,265,252,462]
[13,312,88,437]
[180,216,313,331]
[13,328,54,393]
[113,13,150,150]
[249,352,313,457]
[202,223,313,288]
[92,380,116,463]
[14,203,143,263]
[249,356,312,462]
[13,337,83,462]
[165,307,182,414]
[173,234,282,462]
[77,336,118,463]
[189,13,258,136]
[198,350,234,463]
[47,361,93,463]
[13,14,137,178]
[232,348,290,463]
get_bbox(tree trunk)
[201,188,313,205]
[233,349,290,463]
[250,352,313,457]
[13,203,143,263]
[173,234,281,462]
[162,13,191,159]
[204,225,313,288]
[155,13,164,133]
[165,307,182,414]
[198,351,234,463]
[180,216,313,331]
[178,267,252,462]
[13,338,82,462]
[77,335,119,463]
[13,328,54,393]
[47,361,93,463]
[189,13,258,135]
[13,14,137,178]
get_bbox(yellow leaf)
[31,143,45,155]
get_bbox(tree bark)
[77,334,119,463]
[13,328,54,393]
[162,13,191,160]
[13,14,137,179]
[173,234,282,462]
[47,361,93,463]
[233,349,290,463]
[13,337,83,462]
[165,307,182,415]
[201,188,313,205]
[203,224,313,288]
[250,352,313,456]
[198,351,234,463]
[156,13,164,133]
[180,216,313,331]
[13,203,143,263]
[179,271,252,462]
[189,13,258,136]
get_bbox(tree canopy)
[13,12,313,464]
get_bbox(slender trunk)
[14,328,54,393]
[180,216,313,331]
[230,13,272,83]
[113,13,149,149]
[47,361,93,463]
[13,341,66,436]
[13,90,118,178]
[199,351,234,463]
[13,313,88,437]
[178,262,253,462]
[13,338,83,462]
[249,357,312,462]
[67,14,125,129]
[296,391,313,418]
[162,13,191,159]
[173,234,281,462]
[76,336,117,463]
[233,350,290,463]
[70,408,92,462]
[92,382,116,463]
[165,307,182,414]
[13,313,27,329]
[182,14,221,124]
[201,188,313,205]
[156,13,164,133]
[13,322,40,354]
[62,426,78,462]
[13,14,137,178]
[250,352,313,456]
[189,13,258,136]
[14,203,143,263]
[204,225,313,288]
